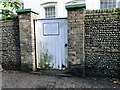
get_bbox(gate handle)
[65,44,68,47]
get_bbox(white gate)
[34,18,68,70]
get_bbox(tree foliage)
[0,0,22,18]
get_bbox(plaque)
[43,23,59,35]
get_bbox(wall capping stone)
[16,9,39,15]
[65,4,86,9]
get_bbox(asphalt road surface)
[2,70,120,88]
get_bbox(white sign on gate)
[43,23,59,35]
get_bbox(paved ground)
[2,70,120,88]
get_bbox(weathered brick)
[85,8,120,77]
[67,7,85,76]
[18,11,39,71]
[1,18,21,70]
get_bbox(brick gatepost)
[66,4,86,76]
[17,9,39,71]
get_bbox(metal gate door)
[34,18,68,70]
